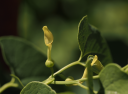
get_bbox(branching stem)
[44,61,85,85]
[0,78,18,93]
[52,61,85,77]
[51,75,99,85]
[77,83,89,90]
[122,64,128,70]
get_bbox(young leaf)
[99,63,128,94]
[0,36,55,85]
[20,81,56,94]
[78,15,112,65]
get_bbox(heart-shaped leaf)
[78,15,112,65]
[99,63,128,94]
[20,81,56,94]
[0,36,55,86]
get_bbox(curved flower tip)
[91,55,104,72]
[42,26,53,46]
[91,55,98,66]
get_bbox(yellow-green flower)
[81,55,104,79]
[91,55,104,74]
[42,26,53,47]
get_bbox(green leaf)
[0,36,52,85]
[20,81,56,94]
[97,81,105,94]
[99,63,128,94]
[86,57,94,94]
[78,15,112,65]
[21,76,46,86]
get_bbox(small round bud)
[65,76,74,87]
[45,59,54,68]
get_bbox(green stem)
[79,75,99,82]
[52,80,78,85]
[52,61,85,77]
[122,64,128,70]
[78,53,82,62]
[47,45,52,60]
[43,78,55,85]
[10,74,24,88]
[47,45,54,77]
[78,62,85,67]
[0,78,18,93]
[50,67,54,77]
[44,61,85,85]
[50,75,99,85]
[77,83,89,90]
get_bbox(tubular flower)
[42,26,53,47]
[91,55,104,74]
[81,55,104,80]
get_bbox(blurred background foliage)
[1,0,128,94]
[17,0,128,67]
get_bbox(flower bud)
[91,55,104,74]
[45,59,54,68]
[42,26,53,46]
[65,76,74,87]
